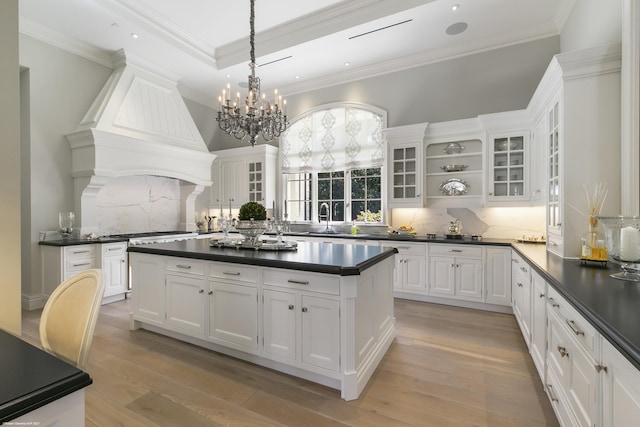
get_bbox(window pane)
[318,179,330,200]
[352,177,365,198]
[333,201,344,221]
[332,178,344,199]
[367,176,381,198]
[352,200,365,221]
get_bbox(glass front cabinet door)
[487,131,530,204]
[384,123,428,208]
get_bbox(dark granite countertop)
[0,330,92,422]
[513,243,640,370]
[128,238,397,276]
[38,236,128,246]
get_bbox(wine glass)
[596,216,640,281]
[58,212,74,238]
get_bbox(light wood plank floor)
[21,298,558,426]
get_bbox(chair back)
[39,269,105,369]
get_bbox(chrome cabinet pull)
[512,258,519,263]
[449,249,462,253]
[557,346,569,358]
[288,304,294,310]
[223,271,241,276]
[517,282,523,287]
[520,266,528,272]
[208,291,213,295]
[176,264,191,269]
[72,262,92,268]
[198,289,204,294]
[301,307,308,312]
[547,384,559,402]
[595,364,608,373]
[288,279,309,285]
[539,293,545,298]
[72,250,91,254]
[549,298,560,308]
[566,320,585,336]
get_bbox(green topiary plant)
[238,202,267,221]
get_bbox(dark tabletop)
[128,238,397,276]
[0,330,92,422]
[513,243,640,370]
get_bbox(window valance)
[280,105,386,173]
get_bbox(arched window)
[281,104,387,224]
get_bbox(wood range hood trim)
[65,49,216,234]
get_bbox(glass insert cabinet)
[489,133,528,200]
[384,123,428,208]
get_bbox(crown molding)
[214,0,432,70]
[19,17,114,68]
[96,0,216,67]
[279,25,560,96]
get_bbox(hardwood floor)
[21,298,558,426]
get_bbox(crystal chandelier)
[216,0,288,146]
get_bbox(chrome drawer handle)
[547,384,559,402]
[512,258,519,263]
[107,247,120,251]
[595,364,608,373]
[520,266,528,272]
[398,246,411,250]
[549,298,560,308]
[557,346,569,358]
[449,249,462,253]
[288,279,309,285]
[72,250,91,254]
[566,320,585,336]
[176,264,192,269]
[223,271,241,276]
[72,262,92,268]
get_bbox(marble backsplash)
[95,176,182,235]
[390,206,546,239]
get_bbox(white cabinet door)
[208,281,258,352]
[429,256,456,296]
[165,274,206,337]
[262,289,296,361]
[220,159,248,207]
[512,274,532,346]
[530,270,547,380]
[130,253,165,325]
[101,242,128,298]
[602,339,640,427]
[487,131,530,203]
[455,258,483,301]
[485,248,512,305]
[301,294,340,372]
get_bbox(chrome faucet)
[319,202,331,232]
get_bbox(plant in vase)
[236,202,268,247]
[580,183,607,263]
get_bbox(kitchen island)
[128,239,397,400]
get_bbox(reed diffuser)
[580,183,608,264]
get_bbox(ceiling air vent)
[349,19,413,40]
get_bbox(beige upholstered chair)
[39,269,105,369]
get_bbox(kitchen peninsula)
[128,239,397,400]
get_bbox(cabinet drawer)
[65,256,97,273]
[209,262,259,284]
[101,242,127,256]
[547,286,597,355]
[263,269,340,295]
[429,244,482,258]
[392,242,427,255]
[64,244,96,259]
[165,257,205,276]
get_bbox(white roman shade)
[281,104,386,173]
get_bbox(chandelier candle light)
[216,0,288,146]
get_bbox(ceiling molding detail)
[214,0,433,70]
[19,18,114,68]
[96,0,217,67]
[554,0,577,30]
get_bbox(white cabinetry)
[527,46,621,257]
[487,132,529,202]
[130,253,165,325]
[165,257,207,338]
[546,286,599,427]
[208,263,259,353]
[392,242,427,295]
[100,242,128,302]
[428,244,483,302]
[484,247,512,306]
[384,123,428,208]
[601,339,640,426]
[512,251,532,346]
[40,242,128,306]
[531,269,547,380]
[262,269,341,372]
[211,145,278,208]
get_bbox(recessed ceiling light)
[295,75,300,79]
[451,4,460,12]
[131,33,139,39]
[446,22,468,35]
[226,74,231,78]
[345,62,351,67]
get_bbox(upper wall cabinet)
[384,123,428,208]
[424,118,484,208]
[211,145,278,209]
[527,44,622,258]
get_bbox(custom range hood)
[65,50,215,235]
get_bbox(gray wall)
[19,35,112,304]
